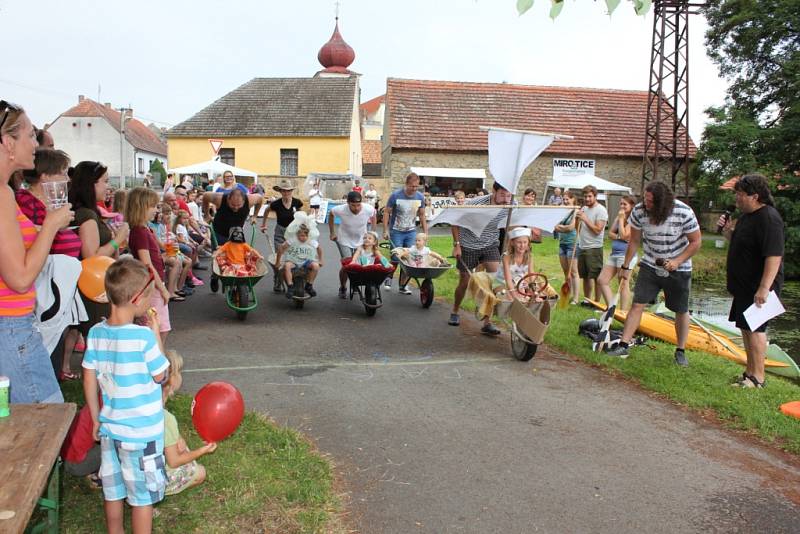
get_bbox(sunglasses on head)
[0,100,22,137]
[132,268,156,303]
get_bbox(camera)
[655,258,666,267]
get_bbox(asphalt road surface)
[170,221,800,533]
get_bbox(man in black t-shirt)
[721,174,784,388]
[260,178,303,291]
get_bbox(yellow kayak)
[587,300,790,369]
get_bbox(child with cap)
[275,212,323,297]
[496,227,536,299]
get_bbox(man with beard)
[720,174,784,388]
[607,181,701,366]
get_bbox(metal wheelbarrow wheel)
[419,278,434,308]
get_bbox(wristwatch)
[621,265,631,271]
[453,241,460,246]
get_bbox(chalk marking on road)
[184,356,508,374]
[444,368,462,380]
[401,366,427,379]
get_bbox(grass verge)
[55,381,342,534]
[428,235,800,454]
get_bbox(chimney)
[78,95,85,103]
[104,102,112,108]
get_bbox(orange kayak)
[587,300,789,369]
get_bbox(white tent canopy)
[546,174,631,193]
[168,158,258,179]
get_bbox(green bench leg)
[26,458,61,534]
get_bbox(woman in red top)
[125,187,173,342]
[16,148,85,380]
[0,101,73,403]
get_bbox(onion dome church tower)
[316,17,357,76]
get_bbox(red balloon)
[191,382,245,442]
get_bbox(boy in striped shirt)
[82,257,170,533]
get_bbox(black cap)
[347,191,362,203]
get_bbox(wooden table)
[0,403,77,534]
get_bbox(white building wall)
[349,80,363,177]
[134,150,167,185]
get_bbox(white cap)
[508,227,531,240]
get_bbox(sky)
[1,0,728,144]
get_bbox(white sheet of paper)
[743,290,785,331]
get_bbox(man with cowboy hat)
[260,178,303,292]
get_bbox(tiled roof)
[360,94,385,116]
[362,139,382,164]
[386,79,696,158]
[60,99,167,156]
[168,77,357,138]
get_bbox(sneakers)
[338,286,347,299]
[383,279,392,291]
[448,313,460,326]
[481,323,501,336]
[674,349,689,367]
[191,276,205,287]
[606,343,630,358]
[305,283,317,297]
[210,275,219,293]
[285,283,294,299]
[399,286,412,295]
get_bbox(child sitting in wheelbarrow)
[392,233,446,268]
[274,212,323,297]
[214,226,263,277]
[494,227,556,303]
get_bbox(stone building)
[382,78,696,196]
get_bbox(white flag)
[488,129,554,194]
[430,206,574,236]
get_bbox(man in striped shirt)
[608,182,702,365]
[449,183,513,334]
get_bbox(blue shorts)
[558,242,577,259]
[100,437,166,506]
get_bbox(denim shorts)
[558,242,577,259]
[0,314,63,404]
[605,254,637,268]
[100,437,166,506]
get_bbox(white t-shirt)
[176,224,190,241]
[577,203,608,249]
[187,201,202,222]
[364,189,378,207]
[309,189,322,206]
[408,245,431,266]
[331,203,376,249]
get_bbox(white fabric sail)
[488,129,554,193]
[431,206,575,236]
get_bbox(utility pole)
[118,108,132,189]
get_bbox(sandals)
[169,295,186,302]
[58,370,80,381]
[732,372,765,389]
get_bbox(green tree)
[149,159,168,187]
[697,0,800,276]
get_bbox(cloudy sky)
[2,0,728,143]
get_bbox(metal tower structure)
[642,1,704,196]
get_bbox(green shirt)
[164,408,179,448]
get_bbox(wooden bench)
[0,403,77,533]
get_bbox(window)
[280,149,298,176]
[137,157,144,174]
[219,148,235,166]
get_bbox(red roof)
[720,176,739,190]
[360,94,385,116]
[362,139,382,164]
[60,98,167,156]
[386,79,697,158]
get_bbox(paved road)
[169,222,800,533]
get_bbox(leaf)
[633,0,652,16]
[549,0,564,19]
[605,0,621,16]
[516,0,534,16]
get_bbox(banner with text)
[552,158,595,179]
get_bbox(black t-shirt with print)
[726,204,784,296]
[213,193,250,242]
[270,198,303,228]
